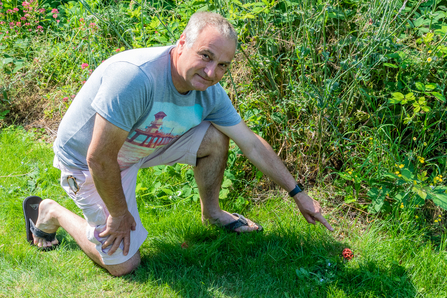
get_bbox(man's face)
[173,26,236,93]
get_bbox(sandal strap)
[29,219,56,242]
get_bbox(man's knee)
[105,250,141,277]
[197,124,229,157]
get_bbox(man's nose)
[204,62,217,79]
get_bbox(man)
[23,12,333,276]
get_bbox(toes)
[234,220,259,233]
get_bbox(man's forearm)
[87,158,128,217]
[243,135,298,193]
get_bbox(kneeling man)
[24,11,333,276]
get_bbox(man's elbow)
[86,152,110,172]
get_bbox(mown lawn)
[1,127,447,297]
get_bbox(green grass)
[1,0,447,295]
[1,127,447,297]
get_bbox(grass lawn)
[1,128,447,297]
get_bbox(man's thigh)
[139,121,211,168]
[54,156,148,265]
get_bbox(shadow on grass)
[123,228,416,298]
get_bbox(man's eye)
[202,54,209,59]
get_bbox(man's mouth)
[197,74,212,82]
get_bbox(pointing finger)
[314,213,334,231]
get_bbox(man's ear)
[177,33,187,54]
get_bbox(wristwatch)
[288,183,304,197]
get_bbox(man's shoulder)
[105,46,173,68]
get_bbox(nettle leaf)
[412,186,427,200]
[401,168,413,180]
[367,187,379,197]
[367,187,385,212]
[415,82,425,91]
[433,193,447,210]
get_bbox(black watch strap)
[288,184,303,197]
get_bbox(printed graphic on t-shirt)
[117,102,203,170]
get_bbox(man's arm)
[213,120,333,231]
[86,113,137,256]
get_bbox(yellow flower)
[435,219,438,223]
[416,205,419,208]
[417,156,425,163]
[427,57,432,63]
[395,171,400,175]
[428,50,432,53]
[399,164,404,169]
[369,137,373,140]
[413,137,417,141]
[398,174,402,177]
[423,142,427,146]
[439,214,442,218]
[415,215,419,219]
[348,171,352,175]
[400,204,404,209]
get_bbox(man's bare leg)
[32,199,140,276]
[194,124,259,232]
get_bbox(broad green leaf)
[388,97,401,104]
[433,193,447,210]
[367,187,379,197]
[391,92,404,100]
[422,106,431,112]
[383,63,398,68]
[2,58,13,64]
[418,97,426,105]
[219,188,230,199]
[432,92,445,102]
[425,83,436,91]
[412,186,427,200]
[415,82,425,91]
[401,168,413,180]
[221,178,232,188]
[161,188,173,195]
[405,93,415,101]
[135,183,142,193]
[434,25,447,35]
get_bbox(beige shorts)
[54,121,211,265]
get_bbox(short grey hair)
[182,12,238,48]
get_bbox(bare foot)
[33,199,61,248]
[202,210,260,233]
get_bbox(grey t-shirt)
[53,46,241,171]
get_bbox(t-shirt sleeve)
[91,62,153,132]
[204,85,242,126]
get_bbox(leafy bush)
[1,0,446,219]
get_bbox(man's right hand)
[99,210,136,256]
